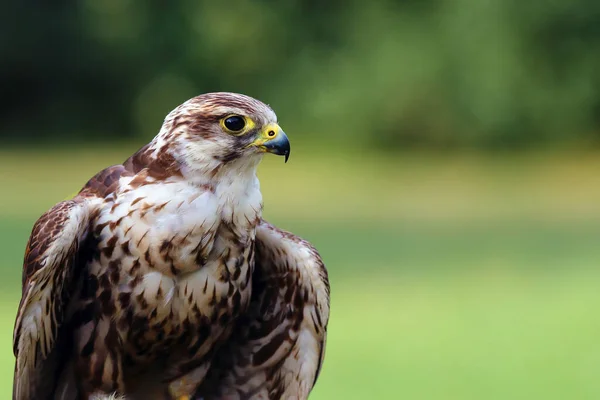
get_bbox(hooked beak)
[251,123,291,162]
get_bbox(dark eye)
[224,116,246,132]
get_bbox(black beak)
[263,130,291,163]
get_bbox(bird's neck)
[139,137,264,225]
[185,156,264,226]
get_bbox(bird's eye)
[223,115,246,133]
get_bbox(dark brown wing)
[13,197,99,400]
[200,220,330,400]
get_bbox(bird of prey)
[13,93,330,400]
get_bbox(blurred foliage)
[1,0,599,149]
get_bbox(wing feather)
[201,220,330,399]
[13,197,98,400]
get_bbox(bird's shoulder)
[78,158,211,212]
[79,164,132,199]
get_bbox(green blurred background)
[1,1,600,399]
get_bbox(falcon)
[13,92,330,400]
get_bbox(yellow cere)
[251,123,281,148]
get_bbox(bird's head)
[151,92,290,177]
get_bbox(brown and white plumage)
[199,221,330,399]
[14,198,100,400]
[13,93,329,400]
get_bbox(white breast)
[121,180,219,244]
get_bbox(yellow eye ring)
[220,115,255,135]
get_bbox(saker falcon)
[13,92,330,400]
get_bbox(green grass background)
[1,147,599,399]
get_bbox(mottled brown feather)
[13,198,98,400]
[197,220,330,400]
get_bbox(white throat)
[182,155,264,226]
[148,133,265,228]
